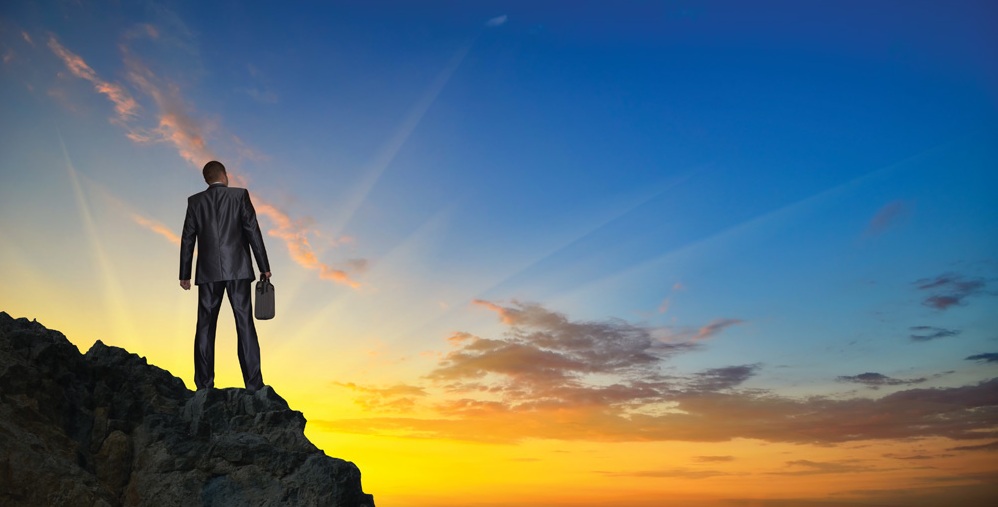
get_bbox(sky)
[1,1,997,505]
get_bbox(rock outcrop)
[0,312,374,507]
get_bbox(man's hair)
[202,160,226,183]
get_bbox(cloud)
[130,213,180,245]
[317,302,998,446]
[255,203,362,288]
[909,326,962,342]
[457,300,687,383]
[601,468,731,479]
[693,455,734,463]
[966,353,998,364]
[947,440,998,452]
[882,452,951,460]
[486,15,508,27]
[318,376,998,445]
[692,318,744,340]
[690,365,759,391]
[47,32,364,288]
[48,36,139,122]
[836,372,927,389]
[333,382,427,412]
[914,273,988,310]
[120,52,214,167]
[864,200,911,236]
[657,298,670,314]
[772,460,874,476]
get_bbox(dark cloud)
[966,353,998,363]
[947,440,998,452]
[883,453,952,460]
[425,301,709,410]
[772,459,874,476]
[836,372,927,389]
[690,364,759,391]
[914,273,987,310]
[599,468,732,479]
[693,455,734,463]
[909,326,962,342]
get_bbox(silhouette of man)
[180,160,271,391]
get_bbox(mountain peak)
[0,311,374,507]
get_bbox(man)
[180,160,271,391]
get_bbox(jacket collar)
[208,182,228,189]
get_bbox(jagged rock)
[0,312,374,507]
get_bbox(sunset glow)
[1,1,996,506]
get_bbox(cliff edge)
[0,312,374,507]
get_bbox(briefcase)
[255,275,275,320]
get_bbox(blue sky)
[1,1,997,505]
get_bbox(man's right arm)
[179,199,197,287]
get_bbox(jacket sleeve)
[179,198,197,280]
[242,189,271,273]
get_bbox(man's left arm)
[242,189,271,276]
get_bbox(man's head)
[202,160,228,185]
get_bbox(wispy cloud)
[693,455,735,463]
[691,318,744,340]
[121,52,214,167]
[690,365,759,391]
[914,273,988,310]
[256,203,361,288]
[47,30,365,288]
[130,212,180,245]
[947,440,998,452]
[910,325,962,342]
[864,200,911,236]
[836,372,927,389]
[333,382,426,412]
[600,468,732,479]
[966,353,998,363]
[486,15,508,27]
[773,460,875,476]
[47,36,139,122]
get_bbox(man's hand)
[262,272,272,280]
[180,280,191,290]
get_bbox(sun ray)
[328,41,475,238]
[564,145,948,302]
[58,132,137,349]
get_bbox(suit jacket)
[180,183,270,285]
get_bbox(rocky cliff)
[0,312,374,507]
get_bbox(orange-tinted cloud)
[319,302,998,448]
[255,203,361,288]
[48,33,364,287]
[333,382,427,412]
[693,319,744,340]
[121,53,214,167]
[47,36,139,121]
[130,212,180,245]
